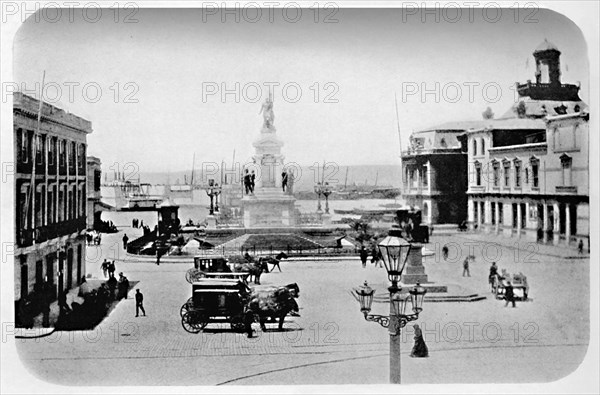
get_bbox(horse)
[261,251,289,272]
[245,283,301,332]
[233,258,269,284]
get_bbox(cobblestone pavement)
[13,226,591,386]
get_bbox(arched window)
[473,139,478,156]
[481,138,485,154]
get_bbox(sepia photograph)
[1,2,598,393]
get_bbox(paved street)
[14,223,590,386]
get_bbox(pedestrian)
[140,219,144,228]
[135,289,146,317]
[489,262,498,292]
[108,260,116,279]
[360,246,368,268]
[462,257,470,277]
[156,246,162,266]
[578,239,584,254]
[117,272,130,299]
[96,232,102,245]
[101,259,109,278]
[442,245,449,261]
[243,169,251,195]
[281,171,288,192]
[122,233,129,250]
[410,324,429,358]
[250,171,256,194]
[504,281,516,308]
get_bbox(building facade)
[86,156,102,229]
[401,122,480,225]
[466,41,589,249]
[14,92,92,324]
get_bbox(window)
[492,161,500,187]
[531,158,539,188]
[475,162,482,186]
[59,140,66,167]
[473,139,477,156]
[491,202,496,225]
[20,129,30,163]
[48,136,55,165]
[514,160,521,188]
[560,154,572,186]
[36,135,45,165]
[421,166,428,187]
[498,203,503,224]
[481,138,485,154]
[503,162,510,187]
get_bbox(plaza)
[14,222,589,385]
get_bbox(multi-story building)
[14,92,92,324]
[86,156,102,229]
[401,121,481,225]
[466,41,589,248]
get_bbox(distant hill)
[121,164,401,191]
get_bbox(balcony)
[17,217,87,247]
[555,186,578,194]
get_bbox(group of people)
[243,169,256,195]
[132,218,144,228]
[359,245,383,268]
[86,230,102,246]
[101,259,117,279]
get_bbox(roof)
[415,120,486,134]
[535,39,559,53]
[466,117,546,133]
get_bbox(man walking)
[504,281,516,308]
[462,257,471,277]
[122,233,129,250]
[135,289,146,317]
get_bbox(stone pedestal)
[322,213,332,226]
[206,215,217,229]
[241,123,297,228]
[400,243,448,293]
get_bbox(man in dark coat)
[135,289,146,317]
[122,233,129,250]
[504,281,516,308]
[360,246,368,268]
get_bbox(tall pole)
[395,92,404,187]
[389,282,401,384]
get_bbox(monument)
[241,92,297,228]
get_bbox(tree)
[482,107,494,119]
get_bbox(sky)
[13,6,590,173]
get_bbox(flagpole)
[25,71,46,241]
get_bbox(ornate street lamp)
[314,182,323,213]
[206,179,222,216]
[322,182,332,214]
[352,228,427,384]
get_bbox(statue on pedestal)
[259,90,275,129]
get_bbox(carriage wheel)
[185,269,197,284]
[181,312,202,333]
[229,315,246,332]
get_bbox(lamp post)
[314,182,323,213]
[322,182,332,214]
[206,179,222,216]
[353,229,427,384]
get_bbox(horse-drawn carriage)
[180,276,301,335]
[180,278,248,334]
[491,271,529,300]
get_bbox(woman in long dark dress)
[410,324,429,358]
